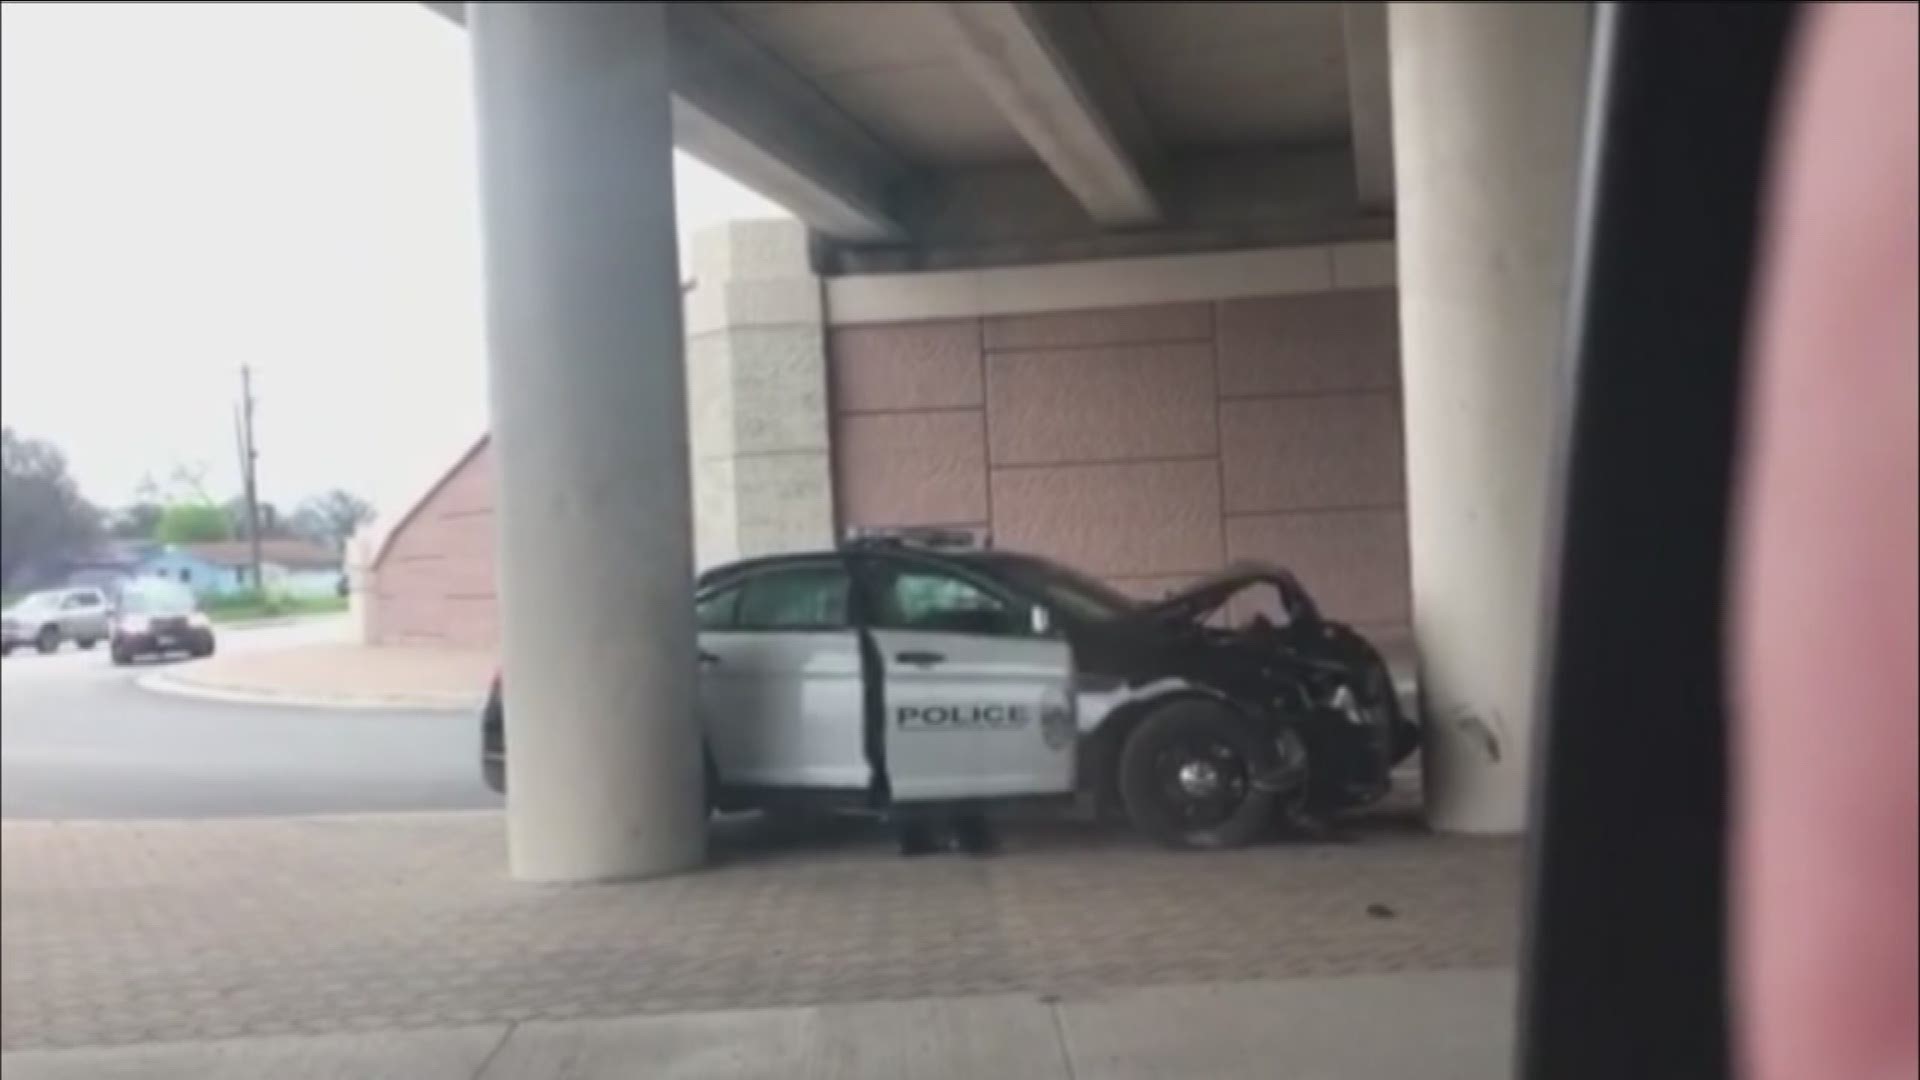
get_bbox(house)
[5,540,159,599]
[136,540,344,601]
[61,541,160,597]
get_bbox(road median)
[137,641,490,712]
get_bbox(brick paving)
[0,806,1520,1051]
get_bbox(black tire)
[110,642,134,666]
[188,635,215,659]
[77,637,99,651]
[1118,699,1278,850]
[34,627,60,655]
[0,643,13,658]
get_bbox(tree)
[1,427,101,588]
[107,503,165,541]
[292,489,375,551]
[222,497,286,540]
[152,503,230,544]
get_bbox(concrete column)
[684,219,836,570]
[469,2,706,880]
[1387,3,1590,832]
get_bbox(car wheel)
[110,642,134,666]
[188,635,215,659]
[77,637,99,650]
[34,627,60,655]
[1118,699,1278,850]
[0,643,13,658]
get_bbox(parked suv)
[0,587,112,656]
[109,582,215,664]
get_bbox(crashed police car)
[481,529,1417,850]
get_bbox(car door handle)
[895,650,945,666]
[698,650,721,667]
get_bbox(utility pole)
[236,366,265,592]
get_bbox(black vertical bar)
[1520,4,1798,1079]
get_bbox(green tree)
[153,503,230,544]
[0,427,101,587]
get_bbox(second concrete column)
[1388,2,1591,833]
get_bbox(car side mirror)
[1030,605,1053,636]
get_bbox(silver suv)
[1,587,113,656]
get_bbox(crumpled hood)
[1137,561,1315,626]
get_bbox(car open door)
[697,559,869,793]
[859,557,1076,803]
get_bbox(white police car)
[481,530,1416,849]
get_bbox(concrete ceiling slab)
[718,2,1029,166]
[1093,2,1350,149]
[425,1,1388,259]
[716,2,951,77]
[813,64,1036,167]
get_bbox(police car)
[480,530,1417,849]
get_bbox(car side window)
[61,593,90,610]
[695,585,740,631]
[734,564,850,631]
[875,566,1025,636]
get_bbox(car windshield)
[978,554,1138,623]
[118,586,197,616]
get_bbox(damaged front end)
[1136,563,1420,808]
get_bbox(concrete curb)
[205,616,315,631]
[134,670,478,714]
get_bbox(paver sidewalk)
[0,970,1518,1079]
[145,642,492,709]
[1,810,1519,1053]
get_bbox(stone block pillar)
[684,219,837,569]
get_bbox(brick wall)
[829,291,1410,638]
[367,439,500,650]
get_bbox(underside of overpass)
[430,2,1399,269]
[424,2,1591,881]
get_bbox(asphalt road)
[0,623,501,820]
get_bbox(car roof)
[697,545,997,589]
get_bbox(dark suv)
[109,583,216,664]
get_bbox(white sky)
[0,1,785,522]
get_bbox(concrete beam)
[422,2,912,243]
[666,4,910,243]
[833,148,1382,273]
[1342,2,1396,212]
[929,2,1161,228]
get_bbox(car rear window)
[734,564,849,631]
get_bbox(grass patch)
[199,591,347,624]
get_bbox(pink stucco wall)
[369,288,1409,648]
[829,291,1411,637]
[367,438,500,649]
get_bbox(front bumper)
[114,628,212,653]
[1306,677,1405,808]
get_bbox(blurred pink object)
[1735,4,1918,1080]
